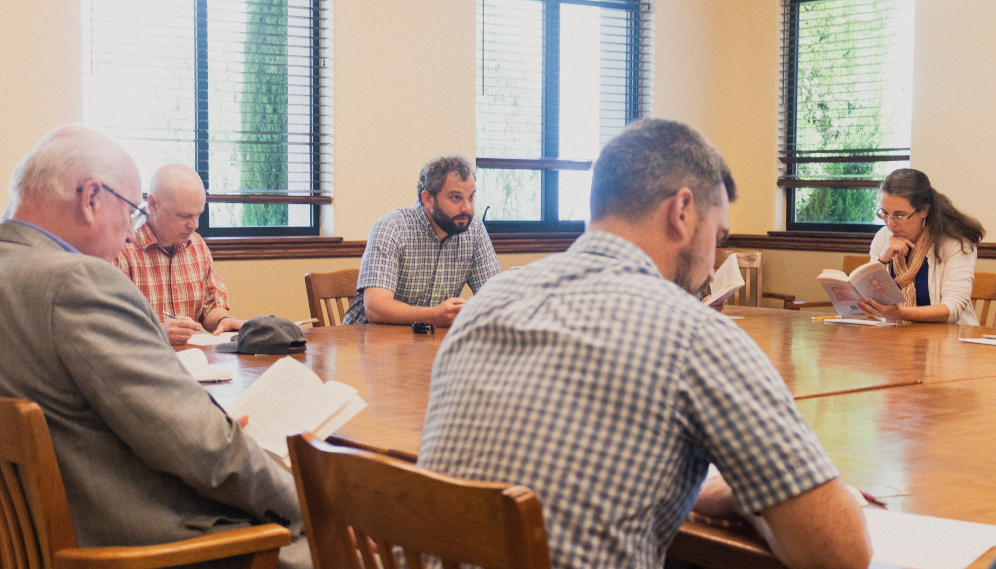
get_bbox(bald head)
[146,164,206,248]
[7,124,142,262]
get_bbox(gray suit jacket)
[0,221,301,550]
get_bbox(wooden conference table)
[199,308,996,568]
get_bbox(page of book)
[226,356,363,462]
[704,254,745,307]
[175,348,232,383]
[864,507,996,569]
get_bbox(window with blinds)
[82,0,331,237]
[476,0,653,232]
[780,0,914,232]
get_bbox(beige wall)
[4,0,996,311]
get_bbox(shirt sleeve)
[678,314,839,516]
[467,220,501,293]
[198,247,231,321]
[356,215,403,293]
[936,236,976,323]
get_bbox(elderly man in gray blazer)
[0,125,309,569]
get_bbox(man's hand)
[430,297,467,327]
[163,316,201,345]
[213,316,244,335]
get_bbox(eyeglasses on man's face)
[875,208,918,223]
[98,183,149,230]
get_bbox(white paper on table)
[175,348,232,383]
[824,318,896,327]
[864,507,996,569]
[958,337,996,347]
[226,356,361,462]
[186,332,238,346]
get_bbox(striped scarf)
[891,227,933,312]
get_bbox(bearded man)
[342,154,501,326]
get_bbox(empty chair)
[0,396,291,569]
[305,269,359,327]
[287,432,551,569]
[972,272,996,327]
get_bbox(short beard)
[673,228,711,297]
[431,202,472,236]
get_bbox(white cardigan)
[869,227,978,325]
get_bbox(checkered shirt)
[417,231,838,569]
[342,202,501,325]
[114,224,229,325]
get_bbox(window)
[780,0,914,232]
[476,0,653,233]
[82,0,331,237]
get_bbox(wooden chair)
[305,269,359,327]
[972,272,996,327]
[715,250,762,307]
[287,432,551,569]
[764,255,871,310]
[0,397,291,569]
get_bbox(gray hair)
[417,154,475,200]
[7,125,126,208]
[590,119,736,222]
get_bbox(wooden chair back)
[842,255,870,275]
[287,432,551,569]
[305,269,359,327]
[0,398,76,569]
[972,272,996,327]
[0,397,290,569]
[714,250,762,307]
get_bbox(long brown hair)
[880,168,985,255]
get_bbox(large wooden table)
[198,309,996,568]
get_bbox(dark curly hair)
[417,154,475,200]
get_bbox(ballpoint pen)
[812,315,839,321]
[860,490,887,508]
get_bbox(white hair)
[7,124,127,208]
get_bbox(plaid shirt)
[114,224,229,325]
[342,202,501,325]
[418,231,838,569]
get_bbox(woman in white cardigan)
[862,169,985,325]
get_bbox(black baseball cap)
[215,315,307,355]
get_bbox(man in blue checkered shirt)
[342,154,501,326]
[418,120,871,569]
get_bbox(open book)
[817,259,906,317]
[176,348,233,383]
[226,356,367,468]
[703,253,745,308]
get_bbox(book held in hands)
[703,253,745,308]
[817,259,906,317]
[226,356,367,467]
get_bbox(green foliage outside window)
[790,0,911,225]
[240,0,289,226]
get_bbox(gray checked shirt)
[418,230,839,569]
[342,202,501,325]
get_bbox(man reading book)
[418,119,871,569]
[0,125,309,569]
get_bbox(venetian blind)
[779,0,914,190]
[81,0,332,202]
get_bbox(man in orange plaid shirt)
[115,164,243,345]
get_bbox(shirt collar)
[569,230,665,281]
[137,222,190,255]
[7,219,80,253]
[412,199,447,243]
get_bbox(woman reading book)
[860,168,985,324]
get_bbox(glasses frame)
[875,208,919,223]
[99,183,149,230]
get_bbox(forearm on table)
[364,294,438,325]
[900,302,950,323]
[202,306,232,332]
